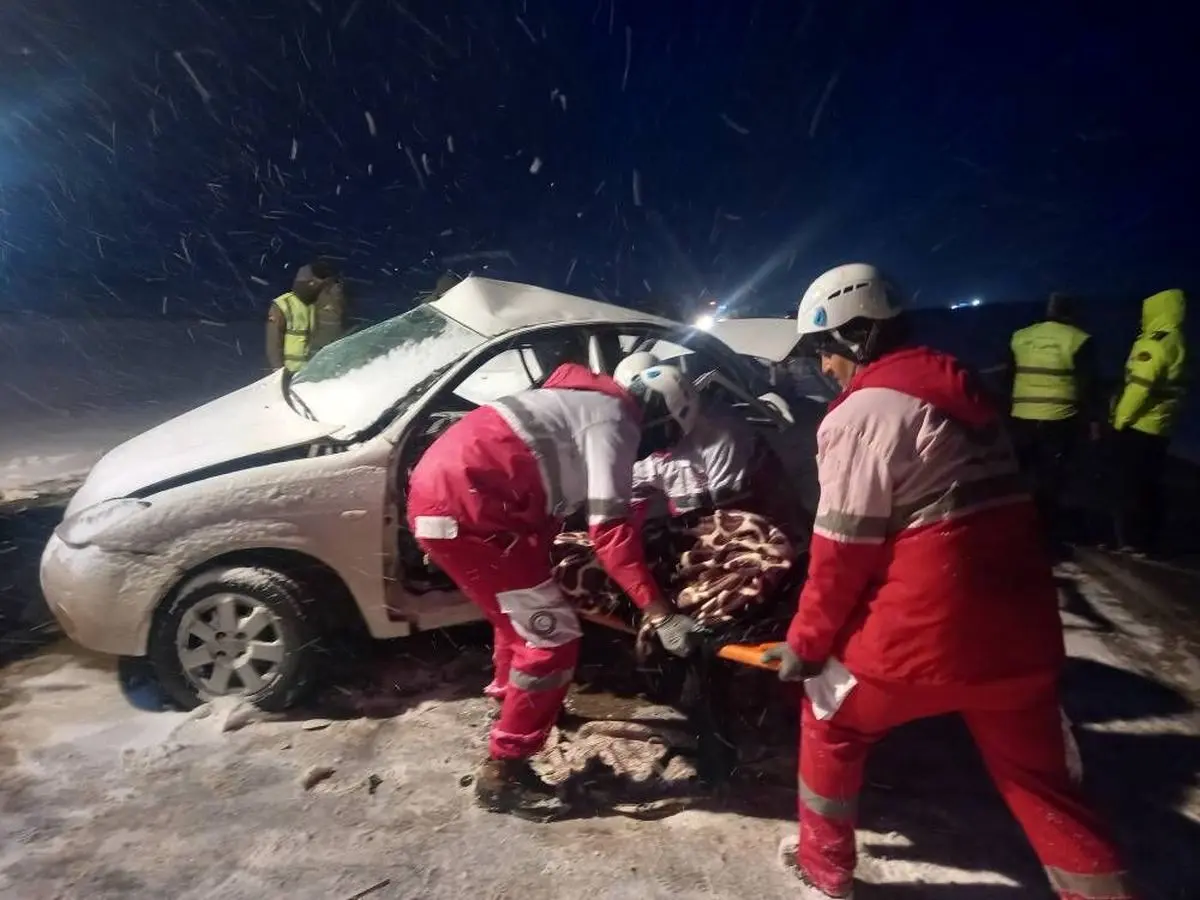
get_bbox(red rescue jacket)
[786,347,1065,686]
[409,364,662,610]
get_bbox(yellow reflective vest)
[1010,320,1090,421]
[272,292,315,373]
[1112,289,1187,437]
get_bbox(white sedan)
[41,278,820,710]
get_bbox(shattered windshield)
[291,304,483,432]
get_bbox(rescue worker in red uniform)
[763,264,1134,900]
[615,352,804,540]
[407,360,706,816]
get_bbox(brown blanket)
[551,509,796,646]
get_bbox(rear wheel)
[149,565,321,711]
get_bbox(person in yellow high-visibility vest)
[1108,288,1187,557]
[266,259,341,373]
[1007,292,1099,544]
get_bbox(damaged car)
[41,278,822,710]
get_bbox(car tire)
[149,565,321,712]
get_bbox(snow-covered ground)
[1,561,1198,899]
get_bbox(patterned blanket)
[551,509,797,650]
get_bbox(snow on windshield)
[291,305,483,433]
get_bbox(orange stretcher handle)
[577,610,781,672]
[715,641,781,672]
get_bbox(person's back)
[1010,318,1091,423]
[1006,292,1098,546]
[449,373,638,523]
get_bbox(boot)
[473,758,565,820]
[777,836,855,899]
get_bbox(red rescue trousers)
[794,674,1134,900]
[408,499,580,759]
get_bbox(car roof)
[706,317,800,363]
[429,276,674,337]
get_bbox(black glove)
[651,613,706,658]
[760,644,823,682]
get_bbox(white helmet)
[622,364,700,439]
[613,351,661,388]
[797,263,900,337]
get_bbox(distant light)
[949,297,984,311]
[694,314,715,330]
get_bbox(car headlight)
[57,498,152,548]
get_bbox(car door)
[380,325,591,631]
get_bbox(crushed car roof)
[707,317,801,363]
[430,277,674,337]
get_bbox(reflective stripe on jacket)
[786,347,1065,687]
[632,402,758,514]
[272,292,314,372]
[631,400,806,540]
[1010,320,1089,421]
[1112,288,1187,437]
[481,364,661,610]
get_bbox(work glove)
[651,613,706,658]
[760,643,822,682]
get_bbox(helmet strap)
[831,321,885,365]
[828,329,864,363]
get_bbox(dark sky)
[1,1,1196,319]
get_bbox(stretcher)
[577,609,782,782]
[576,610,782,672]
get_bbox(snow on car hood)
[67,373,334,513]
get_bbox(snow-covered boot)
[777,836,855,899]
[473,758,566,821]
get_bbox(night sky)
[1,1,1196,319]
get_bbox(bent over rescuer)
[406,360,706,817]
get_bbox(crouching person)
[766,264,1134,900]
[406,360,705,816]
[552,352,801,639]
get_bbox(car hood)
[707,318,800,363]
[67,373,336,514]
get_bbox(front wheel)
[149,565,321,711]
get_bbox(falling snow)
[0,0,1190,432]
[719,114,750,136]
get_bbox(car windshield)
[291,304,485,432]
